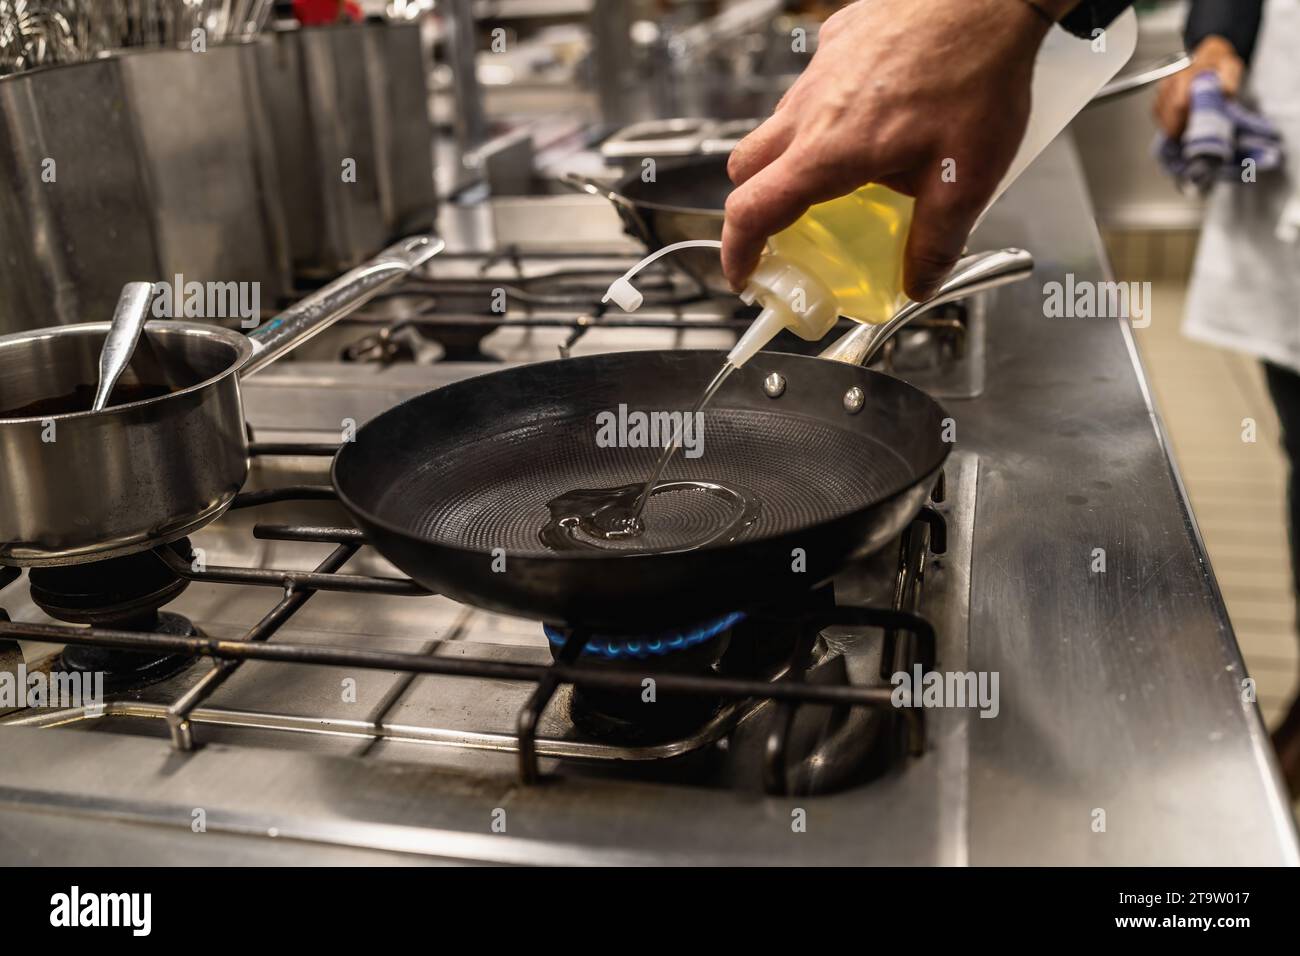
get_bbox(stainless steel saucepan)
[0,234,444,567]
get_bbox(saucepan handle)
[819,248,1035,368]
[241,234,445,378]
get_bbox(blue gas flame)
[544,611,746,660]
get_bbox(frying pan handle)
[241,234,445,378]
[818,248,1035,367]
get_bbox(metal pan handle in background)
[558,171,657,247]
[241,233,445,378]
[819,248,1035,368]
[558,170,628,208]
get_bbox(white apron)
[1182,0,1300,371]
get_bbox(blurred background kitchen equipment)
[0,6,435,333]
[0,42,293,333]
[257,20,437,278]
[0,1,281,76]
[562,158,733,293]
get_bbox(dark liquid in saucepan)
[0,382,175,417]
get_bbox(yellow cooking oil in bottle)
[600,186,915,373]
[766,184,915,326]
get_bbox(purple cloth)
[1155,71,1284,196]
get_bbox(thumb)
[1217,57,1244,99]
[1154,73,1192,139]
[903,177,982,302]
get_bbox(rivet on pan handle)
[241,234,445,378]
[818,248,1035,368]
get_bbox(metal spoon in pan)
[91,280,153,412]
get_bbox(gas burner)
[30,544,196,692]
[543,611,745,660]
[58,611,197,693]
[0,454,969,803]
[30,550,187,626]
[546,612,748,744]
[542,601,831,746]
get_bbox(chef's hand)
[723,0,1068,300]
[1153,36,1245,139]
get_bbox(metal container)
[363,20,438,237]
[118,42,292,296]
[256,21,437,278]
[0,42,293,335]
[0,234,442,567]
[0,57,159,333]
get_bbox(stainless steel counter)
[964,136,1296,864]
[1,135,1296,865]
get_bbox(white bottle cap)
[603,276,644,312]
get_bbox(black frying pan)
[329,249,1035,631]
[333,348,948,631]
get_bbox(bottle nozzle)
[725,305,788,368]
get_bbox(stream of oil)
[539,361,753,554]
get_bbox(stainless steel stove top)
[0,345,978,863]
[4,144,1296,865]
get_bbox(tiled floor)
[1128,277,1300,728]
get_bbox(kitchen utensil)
[0,234,443,567]
[91,281,153,412]
[0,0,278,76]
[331,247,1033,629]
